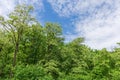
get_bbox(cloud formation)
[47,0,114,17]
[48,0,120,50]
[0,0,43,18]
[0,0,16,17]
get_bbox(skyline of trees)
[0,4,120,80]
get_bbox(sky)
[0,0,120,50]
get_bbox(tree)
[43,22,64,61]
[19,24,44,64]
[0,5,35,67]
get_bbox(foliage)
[13,64,53,80]
[0,4,120,80]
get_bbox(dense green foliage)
[0,5,120,80]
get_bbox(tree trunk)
[13,42,19,67]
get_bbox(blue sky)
[40,0,75,34]
[0,0,120,50]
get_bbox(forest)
[0,5,120,80]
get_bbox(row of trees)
[0,5,120,80]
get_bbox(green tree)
[19,23,45,64]
[0,5,35,67]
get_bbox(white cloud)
[48,0,120,50]
[0,0,44,18]
[47,0,114,17]
[0,0,16,18]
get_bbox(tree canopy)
[0,4,120,80]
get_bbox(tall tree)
[0,5,35,67]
